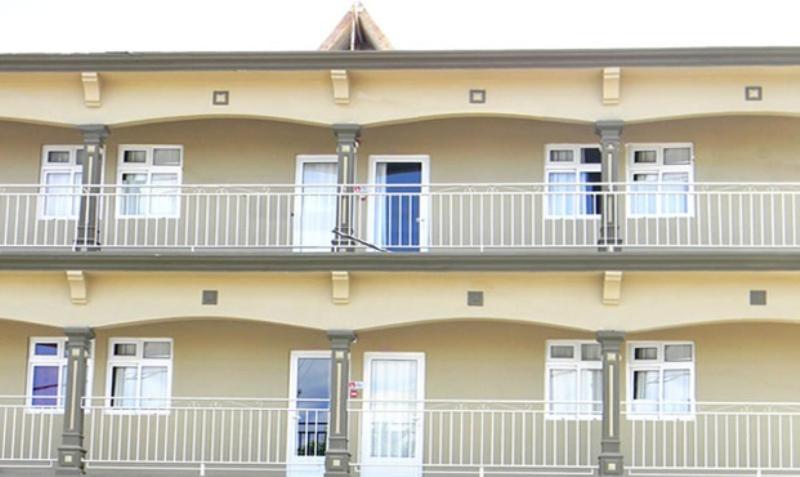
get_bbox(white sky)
[2,0,799,53]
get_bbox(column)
[75,124,109,250]
[56,327,94,475]
[597,330,625,476]
[325,330,356,477]
[332,124,361,252]
[595,120,624,250]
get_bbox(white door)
[287,351,331,477]
[293,156,338,251]
[361,353,425,477]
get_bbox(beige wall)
[2,319,797,403]
[3,116,800,185]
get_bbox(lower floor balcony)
[0,319,798,476]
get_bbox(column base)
[325,450,351,477]
[598,453,624,476]
[56,445,85,475]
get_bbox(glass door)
[294,156,338,251]
[369,156,429,252]
[361,353,425,477]
[287,351,331,477]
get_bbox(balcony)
[3,396,799,475]
[2,183,800,255]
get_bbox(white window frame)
[38,145,94,220]
[105,338,173,414]
[26,337,94,412]
[367,155,431,251]
[626,341,696,420]
[292,155,338,252]
[544,144,603,219]
[116,145,183,219]
[544,340,602,420]
[626,143,695,218]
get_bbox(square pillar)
[325,330,356,477]
[332,124,361,252]
[597,330,625,476]
[56,327,94,475]
[75,125,109,251]
[595,120,624,251]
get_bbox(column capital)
[594,119,624,141]
[77,124,110,144]
[332,123,361,141]
[64,326,95,344]
[327,329,357,349]
[597,330,625,348]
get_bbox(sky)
[1,0,799,53]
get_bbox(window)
[38,145,88,219]
[627,144,694,216]
[545,341,602,418]
[106,338,172,410]
[628,342,695,418]
[26,338,93,410]
[117,146,182,217]
[544,145,602,217]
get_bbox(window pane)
[579,171,602,215]
[121,173,148,215]
[47,150,70,163]
[662,173,690,214]
[634,150,657,164]
[550,150,574,162]
[153,148,181,166]
[111,366,138,407]
[44,172,76,218]
[549,368,577,414]
[31,365,60,406]
[143,341,171,359]
[579,368,602,414]
[299,162,338,249]
[141,366,169,408]
[113,343,137,357]
[368,359,419,459]
[123,150,147,163]
[34,342,59,356]
[550,345,574,359]
[665,344,693,362]
[548,172,576,216]
[663,369,692,414]
[634,347,658,360]
[632,370,659,414]
[664,147,691,165]
[581,148,602,164]
[631,174,658,215]
[76,149,87,166]
[581,344,601,361]
[149,173,179,216]
[295,357,331,457]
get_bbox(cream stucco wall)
[1,319,797,403]
[0,270,799,332]
[3,116,800,186]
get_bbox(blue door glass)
[383,163,422,252]
[295,358,330,457]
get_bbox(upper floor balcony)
[2,115,800,268]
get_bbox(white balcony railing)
[623,402,800,474]
[0,396,61,468]
[2,183,800,251]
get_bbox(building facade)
[2,24,800,477]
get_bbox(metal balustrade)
[0,396,61,468]
[622,402,800,475]
[2,183,800,251]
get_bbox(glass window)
[628,342,695,418]
[27,338,93,410]
[545,145,603,217]
[546,341,602,418]
[293,356,331,457]
[39,146,87,219]
[107,338,172,410]
[117,146,183,218]
[628,144,694,216]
